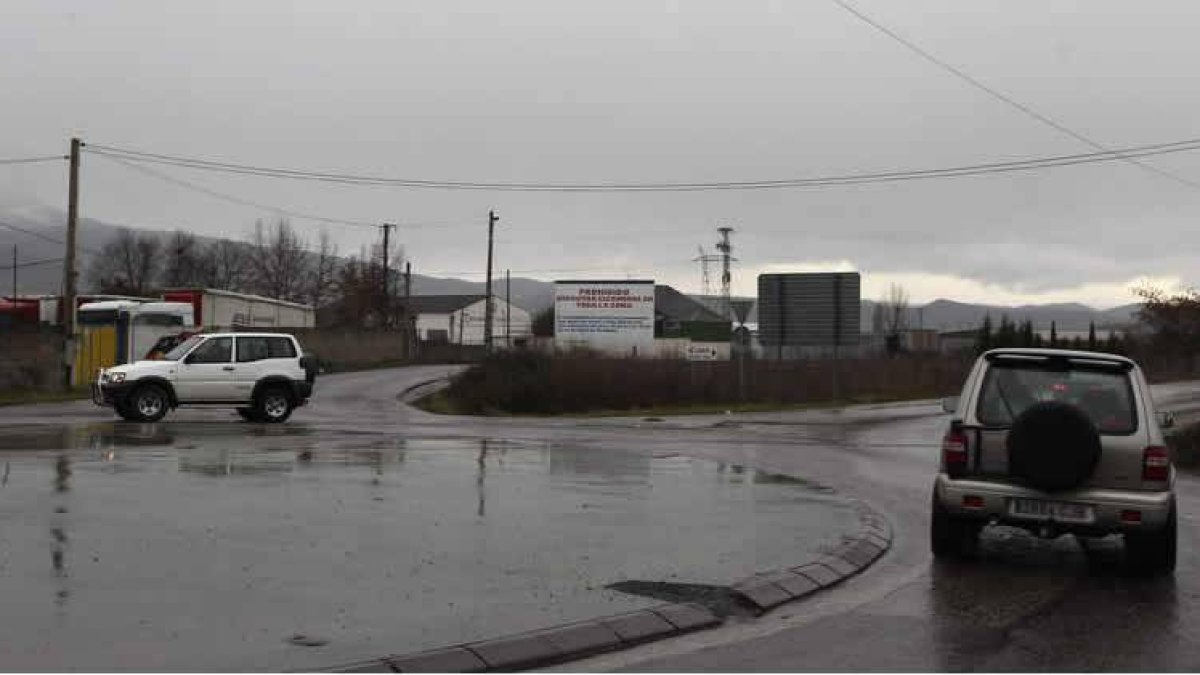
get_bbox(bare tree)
[162,230,205,288]
[307,229,339,308]
[871,302,885,334]
[198,239,250,291]
[880,283,910,356]
[88,227,161,296]
[249,218,309,302]
[1135,284,1200,357]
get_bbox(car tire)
[115,400,140,422]
[254,386,294,424]
[931,490,981,560]
[236,407,262,422]
[1126,500,1177,575]
[128,383,170,423]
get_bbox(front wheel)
[1126,500,1177,575]
[254,387,294,424]
[115,399,140,422]
[127,384,170,423]
[236,407,262,422]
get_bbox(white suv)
[93,332,316,423]
[933,348,1176,573]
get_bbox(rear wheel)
[1126,500,1177,575]
[254,387,294,424]
[931,490,981,560]
[127,384,169,423]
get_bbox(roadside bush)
[1167,422,1200,467]
[440,352,974,415]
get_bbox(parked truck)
[161,288,315,330]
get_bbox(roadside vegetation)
[1167,422,1200,468]
[422,351,972,415]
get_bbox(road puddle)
[0,431,857,671]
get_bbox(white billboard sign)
[555,280,655,356]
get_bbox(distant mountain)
[897,298,1141,333]
[2,207,1144,327]
[0,206,169,295]
[0,206,558,311]
[693,294,1142,334]
[411,275,554,313]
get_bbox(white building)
[410,295,532,346]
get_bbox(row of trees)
[973,285,1200,360]
[975,315,1124,353]
[88,219,406,328]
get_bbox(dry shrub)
[444,352,974,414]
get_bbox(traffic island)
[318,501,892,673]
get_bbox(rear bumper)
[294,380,313,404]
[935,473,1174,533]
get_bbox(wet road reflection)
[0,425,856,672]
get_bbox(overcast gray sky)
[3,0,1200,308]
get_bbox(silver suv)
[93,332,317,423]
[933,348,1176,573]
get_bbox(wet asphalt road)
[558,380,1200,672]
[5,368,1200,671]
[0,366,859,672]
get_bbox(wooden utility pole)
[483,210,498,351]
[11,245,16,299]
[505,268,511,348]
[62,137,81,389]
[404,261,414,357]
[380,222,395,327]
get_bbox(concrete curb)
[395,377,452,403]
[321,603,720,673]
[728,500,893,614]
[318,501,892,673]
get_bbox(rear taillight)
[942,425,969,477]
[1143,445,1170,482]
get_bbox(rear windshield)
[977,363,1137,434]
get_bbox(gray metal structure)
[758,272,861,358]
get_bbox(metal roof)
[407,295,488,315]
[654,285,727,323]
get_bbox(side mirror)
[941,396,959,414]
[1158,411,1176,430]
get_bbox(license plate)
[1009,498,1094,524]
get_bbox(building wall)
[417,299,532,346]
[0,327,64,390]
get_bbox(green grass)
[0,387,91,407]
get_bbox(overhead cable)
[0,155,68,166]
[84,137,1200,192]
[830,0,1200,191]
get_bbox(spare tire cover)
[1006,400,1101,492]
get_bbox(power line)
[0,256,63,271]
[0,155,68,166]
[96,154,379,229]
[829,0,1200,191]
[85,137,1200,192]
[92,151,470,230]
[0,218,101,256]
[0,219,67,246]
